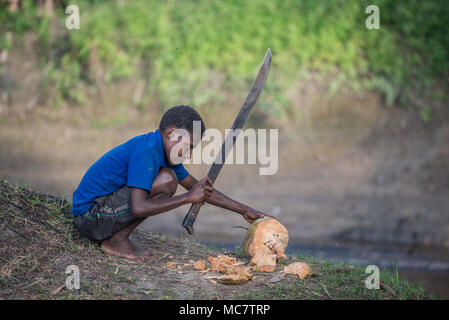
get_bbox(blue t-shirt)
[71,129,189,216]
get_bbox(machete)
[182,48,272,234]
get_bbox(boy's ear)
[166,127,187,144]
[165,126,178,140]
[167,126,191,141]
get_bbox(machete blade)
[182,48,272,234]
[208,48,272,181]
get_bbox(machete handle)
[182,201,205,234]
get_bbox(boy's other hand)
[243,208,277,224]
[187,176,213,203]
[243,208,265,223]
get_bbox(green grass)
[232,246,428,299]
[243,253,428,300]
[1,0,448,120]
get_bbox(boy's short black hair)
[159,105,206,137]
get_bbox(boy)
[71,105,267,260]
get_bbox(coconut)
[242,217,289,262]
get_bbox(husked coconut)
[243,217,289,262]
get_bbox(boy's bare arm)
[179,174,268,223]
[130,177,213,218]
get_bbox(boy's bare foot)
[101,237,149,261]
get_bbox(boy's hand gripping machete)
[182,48,272,234]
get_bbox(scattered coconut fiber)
[191,255,253,285]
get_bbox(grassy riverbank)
[0,176,431,300]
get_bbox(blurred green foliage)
[1,0,448,118]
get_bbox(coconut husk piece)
[202,254,253,285]
[282,262,314,279]
[208,255,245,274]
[250,253,277,272]
[207,273,253,285]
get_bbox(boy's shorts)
[73,186,135,243]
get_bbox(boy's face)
[162,127,198,166]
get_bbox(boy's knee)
[155,168,178,196]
